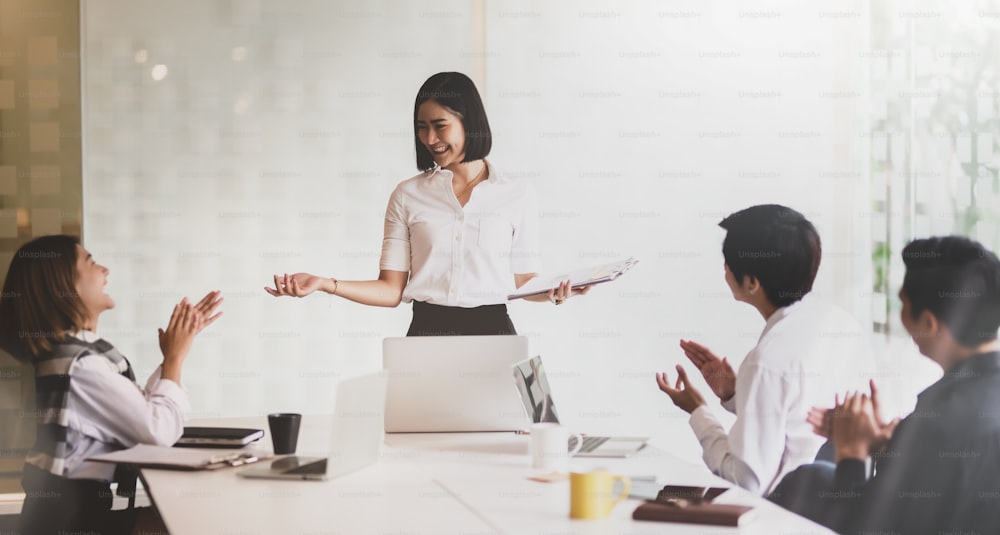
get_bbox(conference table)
[138,416,834,534]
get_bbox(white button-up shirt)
[63,330,189,480]
[687,295,873,495]
[380,160,542,307]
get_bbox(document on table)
[507,257,638,300]
[88,444,262,470]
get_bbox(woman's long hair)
[0,235,88,361]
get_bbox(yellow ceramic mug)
[569,469,631,519]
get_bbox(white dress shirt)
[63,330,189,480]
[688,295,872,495]
[380,160,542,307]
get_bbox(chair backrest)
[0,347,35,478]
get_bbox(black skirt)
[407,301,517,336]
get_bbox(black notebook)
[633,485,755,527]
[174,427,264,448]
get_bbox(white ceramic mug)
[530,422,584,472]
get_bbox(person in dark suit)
[770,235,1000,534]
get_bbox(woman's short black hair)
[719,204,822,308]
[413,72,492,171]
[902,236,1000,346]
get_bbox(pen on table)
[208,452,259,467]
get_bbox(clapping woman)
[0,235,222,534]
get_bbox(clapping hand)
[679,339,736,402]
[809,379,901,456]
[158,290,224,363]
[655,365,707,414]
[831,391,883,461]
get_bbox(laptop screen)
[512,356,560,424]
[383,335,530,432]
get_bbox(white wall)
[82,0,910,461]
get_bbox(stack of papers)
[175,426,264,448]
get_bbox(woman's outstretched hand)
[265,273,329,298]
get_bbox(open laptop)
[238,372,386,481]
[513,356,648,457]
[382,335,529,432]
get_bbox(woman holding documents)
[266,72,588,335]
[0,235,222,534]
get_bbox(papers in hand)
[507,257,638,300]
[88,444,261,470]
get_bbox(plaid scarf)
[25,334,134,476]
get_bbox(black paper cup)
[267,413,301,455]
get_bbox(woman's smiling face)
[416,100,466,169]
[74,244,114,326]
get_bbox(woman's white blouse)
[379,160,542,307]
[64,330,189,481]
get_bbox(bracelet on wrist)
[330,277,339,295]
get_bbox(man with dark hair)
[719,204,822,309]
[772,235,1000,533]
[656,204,871,495]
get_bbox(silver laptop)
[238,372,386,481]
[513,356,647,457]
[382,335,529,432]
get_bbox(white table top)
[140,417,833,534]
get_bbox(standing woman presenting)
[267,72,588,335]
